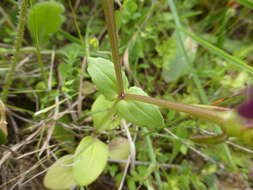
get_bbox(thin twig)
[227,141,253,154]
[117,156,131,190]
[77,57,87,117]
[0,6,15,30]
[121,120,136,169]
[2,156,48,189]
[108,159,181,169]
[163,128,224,168]
[48,47,55,91]
[0,126,41,167]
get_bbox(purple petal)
[237,99,253,119]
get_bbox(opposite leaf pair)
[88,57,165,131]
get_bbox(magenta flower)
[237,99,253,119]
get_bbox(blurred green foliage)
[1,0,253,189]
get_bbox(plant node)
[118,93,126,100]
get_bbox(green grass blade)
[234,0,253,9]
[182,29,253,74]
[143,128,163,190]
[167,0,208,104]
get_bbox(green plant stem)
[85,18,93,58]
[124,94,225,124]
[168,0,237,168]
[234,0,253,9]
[58,29,82,45]
[143,128,163,190]
[167,0,208,104]
[125,94,238,168]
[216,7,231,48]
[34,38,48,86]
[28,0,47,84]
[0,100,7,136]
[2,0,28,102]
[6,0,18,6]
[0,6,15,30]
[67,0,85,48]
[102,0,124,95]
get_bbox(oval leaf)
[27,1,65,43]
[87,57,129,100]
[43,155,76,190]
[162,32,197,82]
[117,87,164,129]
[91,94,120,131]
[109,137,130,160]
[73,136,108,186]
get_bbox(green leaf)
[27,1,65,43]
[43,155,76,190]
[87,57,129,100]
[170,125,189,162]
[109,137,130,160]
[156,37,176,67]
[91,94,120,131]
[242,130,253,148]
[53,119,76,153]
[162,33,197,82]
[58,63,72,79]
[234,0,253,9]
[190,133,227,145]
[73,136,108,186]
[0,130,7,145]
[117,87,164,129]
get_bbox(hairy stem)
[2,0,28,102]
[102,0,124,95]
[124,94,226,124]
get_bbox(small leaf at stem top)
[87,57,129,100]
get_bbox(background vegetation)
[0,0,253,189]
